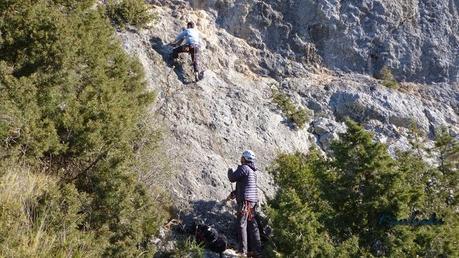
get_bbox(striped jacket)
[228,162,258,203]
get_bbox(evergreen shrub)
[272,89,310,129]
[376,66,399,89]
[267,120,458,257]
[106,0,154,28]
[0,0,169,256]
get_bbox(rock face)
[119,0,458,241]
[187,0,459,83]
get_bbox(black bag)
[195,224,227,254]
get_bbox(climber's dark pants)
[172,44,200,73]
[237,201,262,255]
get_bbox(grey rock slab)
[115,0,459,244]
[191,0,459,83]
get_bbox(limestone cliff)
[118,0,458,249]
[187,0,459,83]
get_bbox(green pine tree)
[329,120,399,249]
[267,119,458,257]
[0,1,168,256]
[268,188,334,257]
[434,127,459,174]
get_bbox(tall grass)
[0,163,101,257]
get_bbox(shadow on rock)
[180,199,238,246]
[149,36,194,84]
[150,36,172,62]
[280,119,298,130]
[157,199,273,257]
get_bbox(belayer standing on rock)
[227,150,262,258]
[170,21,203,81]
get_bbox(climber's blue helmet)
[242,150,256,162]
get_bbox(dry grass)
[0,165,53,257]
[0,163,99,257]
[309,66,335,86]
[397,82,424,97]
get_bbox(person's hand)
[227,168,233,178]
[226,190,236,201]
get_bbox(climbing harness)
[239,201,256,222]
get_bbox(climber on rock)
[170,21,203,81]
[227,150,262,258]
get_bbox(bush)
[267,120,459,257]
[272,89,310,129]
[376,66,399,89]
[106,0,154,28]
[268,188,335,257]
[0,0,168,256]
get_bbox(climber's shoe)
[195,71,204,82]
[236,252,247,258]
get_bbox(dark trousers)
[172,44,200,73]
[237,201,262,255]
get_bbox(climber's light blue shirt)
[176,28,201,46]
